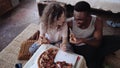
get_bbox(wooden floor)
[0,0,40,51]
[0,0,120,52]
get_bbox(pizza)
[37,48,72,68]
[56,61,72,68]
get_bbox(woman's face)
[56,12,66,26]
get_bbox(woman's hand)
[60,43,67,51]
[37,36,50,44]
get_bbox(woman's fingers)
[38,36,50,44]
[60,44,66,51]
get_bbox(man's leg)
[72,45,98,68]
[98,36,120,59]
[97,36,120,68]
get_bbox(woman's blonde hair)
[41,2,66,28]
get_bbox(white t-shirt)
[39,23,68,43]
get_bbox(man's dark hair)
[74,1,91,13]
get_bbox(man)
[67,1,103,68]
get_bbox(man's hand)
[69,28,80,44]
[69,33,79,44]
[69,33,86,44]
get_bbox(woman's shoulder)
[39,22,44,26]
[39,22,47,28]
[39,22,47,32]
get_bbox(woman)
[29,2,68,54]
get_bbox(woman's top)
[39,23,68,43]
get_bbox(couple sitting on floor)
[28,1,120,68]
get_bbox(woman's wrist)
[60,43,67,51]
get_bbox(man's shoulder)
[91,15,102,22]
[94,16,103,30]
[66,17,74,22]
[91,15,97,17]
[97,16,102,21]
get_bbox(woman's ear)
[53,17,57,23]
[57,17,61,21]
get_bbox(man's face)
[74,11,88,27]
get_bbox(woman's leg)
[29,42,40,54]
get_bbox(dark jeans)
[72,44,99,68]
[71,36,120,68]
[97,36,120,63]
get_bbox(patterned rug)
[0,23,39,68]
